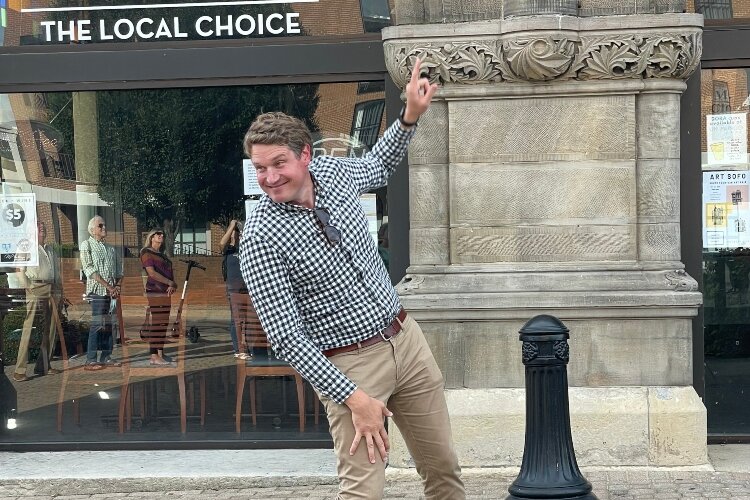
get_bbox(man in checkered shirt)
[240,60,464,499]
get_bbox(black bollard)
[507,315,597,500]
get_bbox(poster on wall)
[242,159,263,196]
[0,193,38,266]
[359,193,378,244]
[703,171,750,248]
[707,113,748,165]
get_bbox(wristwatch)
[398,106,418,127]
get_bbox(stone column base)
[388,386,707,468]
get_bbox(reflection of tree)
[94,85,319,254]
[723,248,750,294]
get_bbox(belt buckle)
[380,312,404,342]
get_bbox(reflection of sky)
[0,94,13,124]
[0,0,6,47]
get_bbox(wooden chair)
[117,298,206,434]
[57,296,128,433]
[230,292,309,433]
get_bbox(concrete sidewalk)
[0,445,748,499]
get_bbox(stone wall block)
[637,159,681,220]
[419,322,467,389]
[389,387,669,468]
[504,0,577,16]
[410,227,450,265]
[566,319,693,387]
[450,97,636,164]
[569,387,650,466]
[638,222,681,261]
[648,387,708,466]
[410,164,449,227]
[409,101,448,165]
[579,0,685,16]
[450,161,635,225]
[394,0,504,24]
[463,323,525,388]
[393,0,425,25]
[637,92,681,160]
[429,0,503,23]
[449,318,692,389]
[451,225,636,263]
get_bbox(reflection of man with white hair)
[79,215,123,370]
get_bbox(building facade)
[0,0,748,469]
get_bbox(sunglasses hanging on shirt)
[314,208,341,246]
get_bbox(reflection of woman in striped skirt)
[140,229,177,365]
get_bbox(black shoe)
[161,353,173,363]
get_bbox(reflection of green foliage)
[95,85,319,250]
[45,83,320,253]
[705,249,750,339]
[46,93,75,155]
[50,242,78,258]
[2,308,34,365]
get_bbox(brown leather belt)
[322,308,407,358]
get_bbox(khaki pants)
[320,314,465,500]
[15,284,57,376]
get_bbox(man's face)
[94,219,107,239]
[251,144,311,205]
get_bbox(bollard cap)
[518,314,569,341]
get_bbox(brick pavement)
[2,470,750,499]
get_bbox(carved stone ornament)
[664,269,699,292]
[383,31,701,87]
[396,274,426,294]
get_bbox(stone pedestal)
[383,13,706,468]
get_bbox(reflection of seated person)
[220,220,248,358]
[377,222,389,271]
[140,229,177,366]
[13,221,61,382]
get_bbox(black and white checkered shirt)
[239,121,416,404]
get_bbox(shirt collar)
[272,166,326,214]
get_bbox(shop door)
[701,68,750,435]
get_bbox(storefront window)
[0,0,394,47]
[0,80,387,446]
[688,0,750,24]
[701,68,750,434]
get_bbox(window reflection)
[701,68,750,434]
[0,81,388,445]
[688,0,750,23]
[695,0,733,19]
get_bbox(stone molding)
[664,269,699,292]
[383,16,702,86]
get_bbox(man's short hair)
[88,216,104,236]
[243,112,312,159]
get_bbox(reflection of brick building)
[688,0,750,19]
[700,69,750,154]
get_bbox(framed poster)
[703,171,750,248]
[707,113,748,165]
[0,193,38,266]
